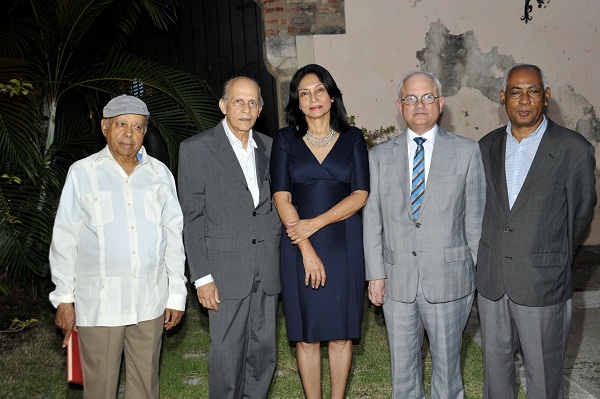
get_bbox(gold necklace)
[305,129,337,147]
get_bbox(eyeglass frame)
[399,93,439,106]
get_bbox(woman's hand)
[300,245,326,288]
[286,218,321,244]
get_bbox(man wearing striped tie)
[363,71,486,399]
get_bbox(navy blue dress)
[270,126,370,343]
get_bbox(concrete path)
[465,246,600,399]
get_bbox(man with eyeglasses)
[477,64,596,398]
[363,71,485,398]
[178,76,281,398]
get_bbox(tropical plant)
[0,0,223,287]
[349,116,399,149]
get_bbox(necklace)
[305,129,337,147]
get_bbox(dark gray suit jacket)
[178,122,281,299]
[477,118,596,307]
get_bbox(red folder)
[67,330,84,385]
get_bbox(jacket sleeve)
[465,143,486,264]
[363,149,386,280]
[178,140,210,283]
[567,143,597,251]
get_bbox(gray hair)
[221,76,264,108]
[502,64,549,91]
[397,71,443,99]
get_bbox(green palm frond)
[46,113,104,181]
[0,177,55,280]
[137,0,181,31]
[0,58,42,83]
[0,2,54,58]
[61,49,222,169]
[0,0,218,285]
[57,0,115,51]
[0,92,48,184]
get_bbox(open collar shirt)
[49,145,187,327]
[223,119,260,207]
[505,115,548,209]
[193,120,260,288]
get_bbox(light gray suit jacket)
[363,128,486,303]
[477,118,596,306]
[178,122,281,299]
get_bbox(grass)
[0,294,525,398]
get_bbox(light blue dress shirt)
[505,116,548,209]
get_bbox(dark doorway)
[128,0,278,137]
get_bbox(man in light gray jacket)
[364,71,485,399]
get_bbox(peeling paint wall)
[307,0,600,243]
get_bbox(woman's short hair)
[285,64,350,138]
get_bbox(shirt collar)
[407,124,438,145]
[506,115,548,142]
[222,119,257,150]
[94,145,156,173]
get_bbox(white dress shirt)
[407,125,438,190]
[194,119,260,288]
[49,145,187,327]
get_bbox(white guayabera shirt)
[49,145,187,327]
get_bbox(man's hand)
[368,279,386,306]
[55,302,76,348]
[197,282,220,311]
[164,308,185,330]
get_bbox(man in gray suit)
[364,71,485,399]
[178,76,281,399]
[477,64,596,399]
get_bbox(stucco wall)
[306,0,600,244]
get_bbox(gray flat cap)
[103,94,150,118]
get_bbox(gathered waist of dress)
[291,180,351,218]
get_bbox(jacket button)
[412,251,417,256]
[252,239,257,244]
[253,211,257,217]
[503,227,509,232]
[415,223,421,228]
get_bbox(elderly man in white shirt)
[49,95,187,399]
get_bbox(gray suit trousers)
[383,280,473,399]
[478,293,572,399]
[207,275,278,399]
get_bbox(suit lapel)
[420,129,450,217]
[508,122,562,220]
[488,130,511,218]
[392,132,413,220]
[211,123,249,187]
[253,133,269,188]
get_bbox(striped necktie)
[411,137,426,219]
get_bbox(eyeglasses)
[400,93,438,106]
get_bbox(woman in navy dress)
[271,64,369,398]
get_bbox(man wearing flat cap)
[49,94,187,398]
